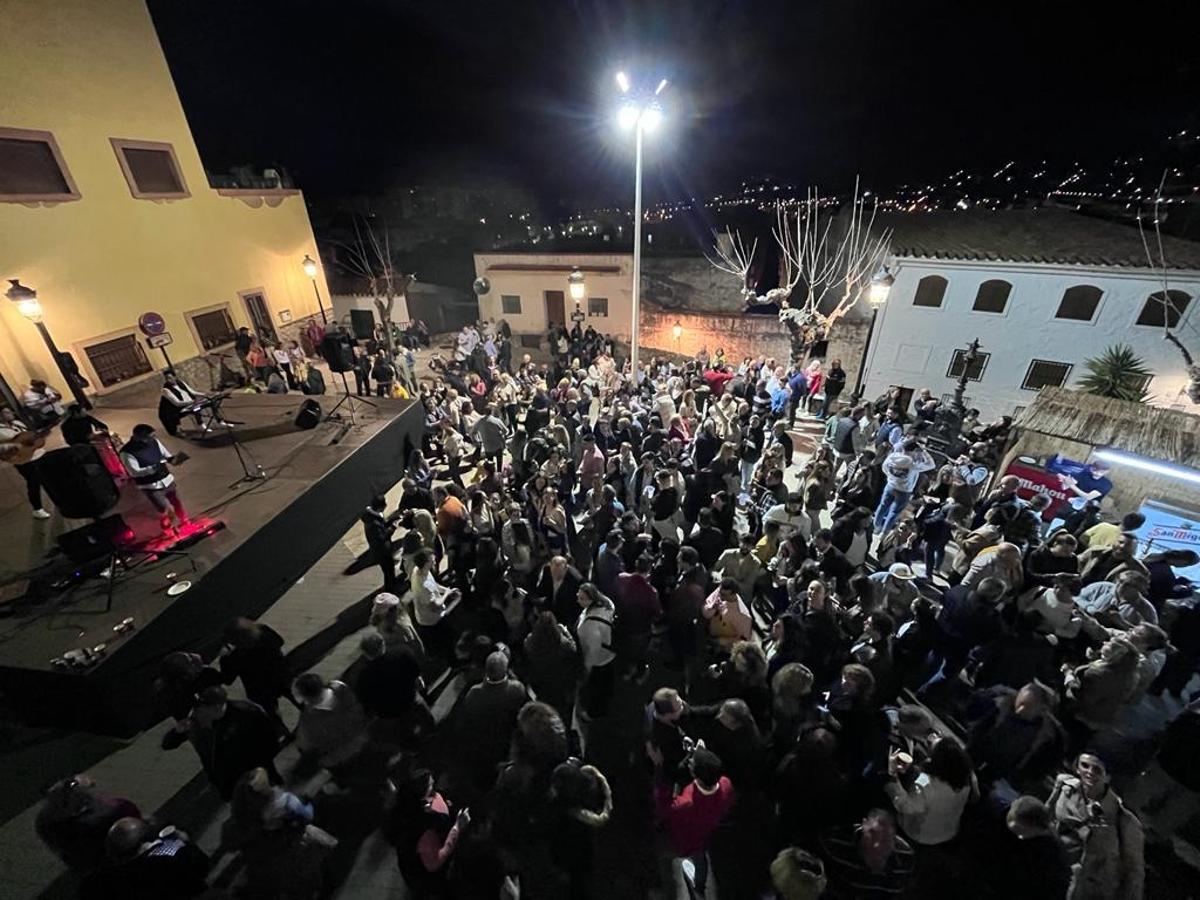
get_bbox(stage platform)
[0,391,422,735]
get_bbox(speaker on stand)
[319,327,375,437]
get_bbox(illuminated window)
[110,138,188,199]
[1136,290,1191,328]
[947,349,990,381]
[1022,359,1073,390]
[588,297,609,317]
[1055,285,1102,321]
[501,295,521,314]
[0,127,80,202]
[972,279,1011,313]
[912,275,947,308]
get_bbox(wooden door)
[241,291,278,344]
[544,290,565,329]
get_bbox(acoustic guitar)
[0,428,51,466]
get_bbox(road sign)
[138,311,167,336]
[146,332,173,349]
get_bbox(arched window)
[1055,285,1102,322]
[1136,290,1192,328]
[912,275,948,308]
[972,279,1011,313]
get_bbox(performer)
[120,423,190,535]
[158,370,204,437]
[22,379,65,426]
[0,407,52,519]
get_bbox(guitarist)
[119,423,190,535]
[0,407,52,519]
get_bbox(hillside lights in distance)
[1092,448,1200,486]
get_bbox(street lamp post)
[616,72,667,385]
[5,279,90,409]
[301,254,328,324]
[850,265,894,403]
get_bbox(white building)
[861,210,1200,418]
[473,251,634,340]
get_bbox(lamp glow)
[568,267,586,302]
[866,265,894,308]
[617,103,640,131]
[1092,448,1200,486]
[615,71,631,93]
[301,254,318,278]
[18,298,43,322]
[672,320,683,340]
[641,105,663,132]
[5,279,42,321]
[655,78,670,96]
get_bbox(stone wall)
[641,256,739,314]
[641,304,871,380]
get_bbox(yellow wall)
[0,0,329,394]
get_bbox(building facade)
[861,212,1200,418]
[473,251,635,340]
[0,0,328,399]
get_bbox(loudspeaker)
[58,515,136,563]
[38,445,120,519]
[350,309,376,341]
[320,332,355,373]
[295,399,322,430]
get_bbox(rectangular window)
[83,333,153,388]
[501,294,521,314]
[946,349,990,381]
[1022,359,1073,391]
[0,127,80,202]
[190,305,239,351]
[110,138,189,199]
[588,296,609,317]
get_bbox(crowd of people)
[31,317,1200,899]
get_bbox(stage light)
[1092,449,1200,486]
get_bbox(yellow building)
[0,0,329,401]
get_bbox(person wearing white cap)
[868,563,921,622]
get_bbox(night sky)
[148,0,1200,206]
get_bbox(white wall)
[861,257,1200,418]
[473,252,634,338]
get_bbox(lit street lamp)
[850,265,894,402]
[5,279,90,410]
[616,70,668,383]
[568,266,586,309]
[301,254,328,324]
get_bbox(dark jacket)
[162,700,279,798]
[535,565,585,629]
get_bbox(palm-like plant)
[1078,345,1153,403]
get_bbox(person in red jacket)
[651,745,735,896]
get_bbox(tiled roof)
[879,209,1200,270]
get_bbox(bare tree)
[1137,173,1200,404]
[707,178,891,363]
[338,217,413,358]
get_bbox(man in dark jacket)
[361,494,399,591]
[454,652,529,795]
[686,507,728,570]
[536,556,586,629]
[810,528,856,597]
[919,577,1007,700]
[161,685,280,798]
[218,617,291,734]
